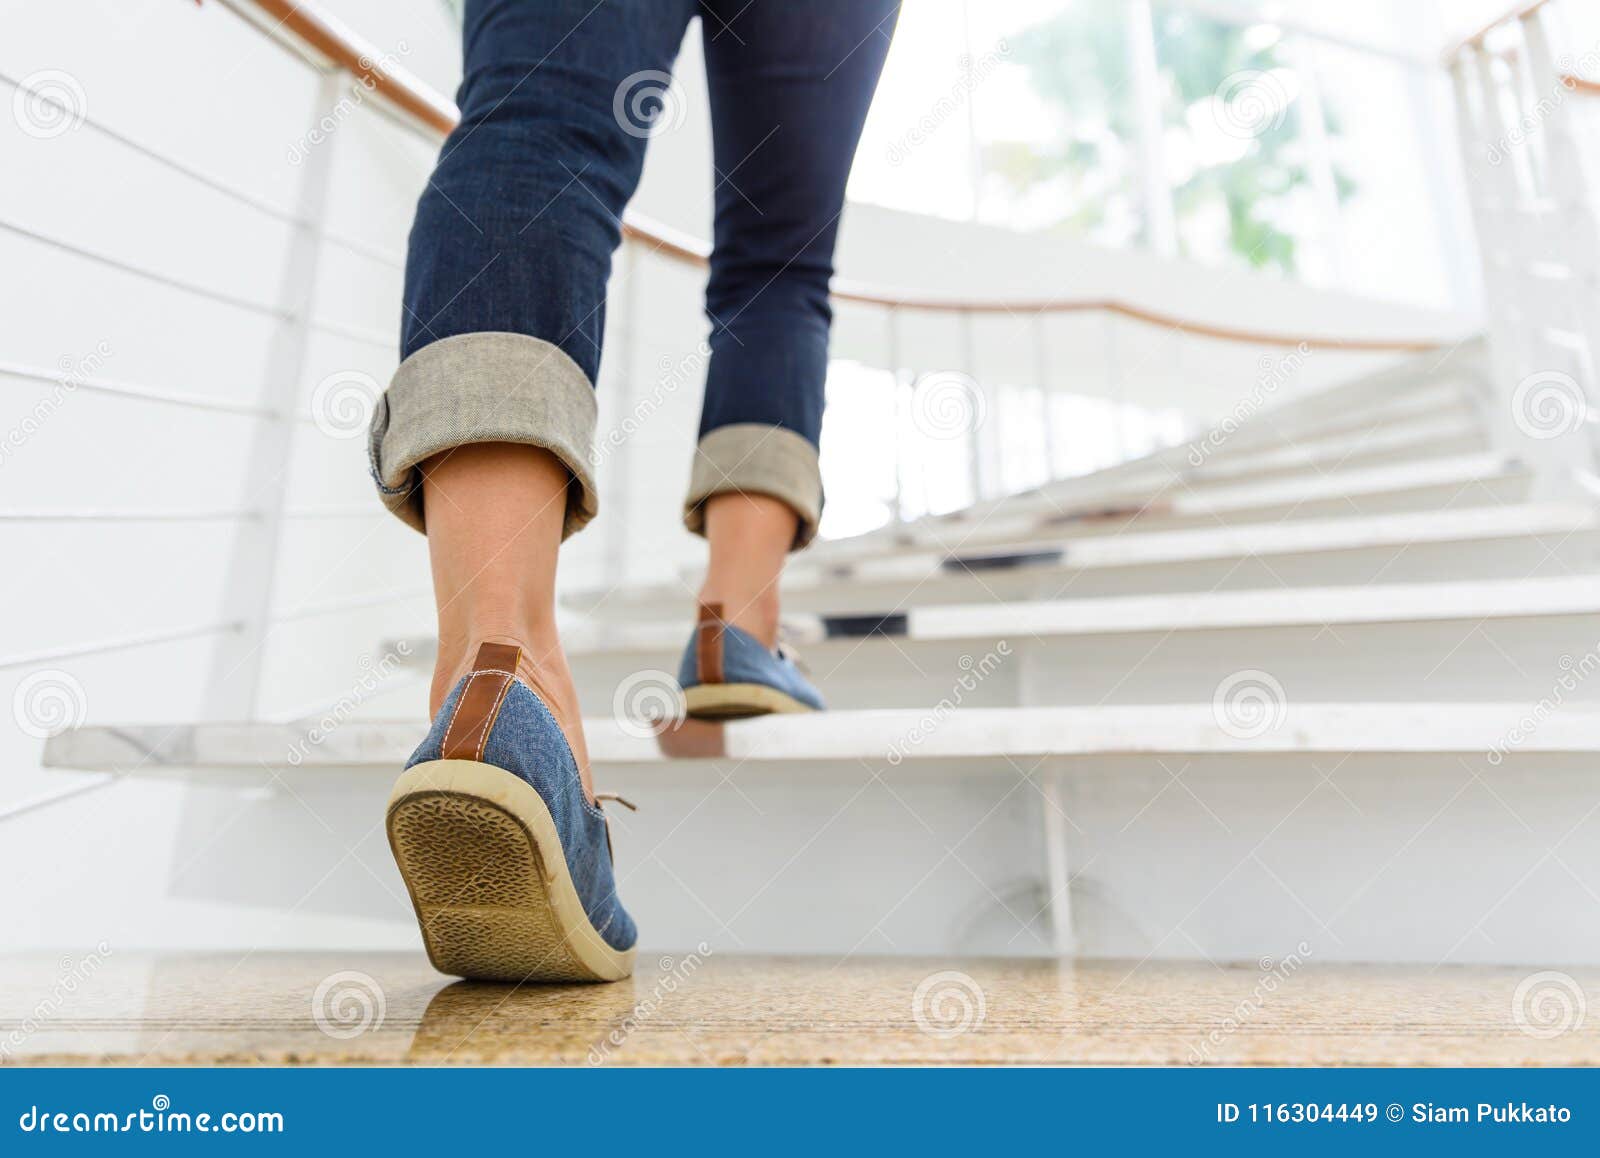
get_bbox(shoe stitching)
[440,670,484,756]
[474,671,516,763]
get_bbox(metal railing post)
[959,310,985,503]
[1451,22,1600,496]
[886,305,907,523]
[1103,311,1129,464]
[205,68,341,720]
[1519,9,1600,485]
[601,240,642,586]
[1033,316,1057,484]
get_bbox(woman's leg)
[421,442,592,792]
[369,0,698,780]
[687,1,900,645]
[697,493,797,648]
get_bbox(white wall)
[0,0,446,952]
[0,0,1493,960]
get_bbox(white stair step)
[1208,379,1472,452]
[558,617,1594,709]
[821,502,1595,581]
[815,451,1525,562]
[1195,413,1483,483]
[410,576,1600,660]
[1208,383,1479,460]
[942,403,1483,531]
[1209,359,1476,434]
[1031,411,1485,509]
[1009,375,1474,513]
[41,703,1600,776]
[582,503,1600,618]
[887,415,1487,561]
[394,577,1600,709]
[898,574,1600,637]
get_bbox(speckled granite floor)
[1,952,1595,1065]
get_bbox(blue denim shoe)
[386,642,636,982]
[677,602,825,719]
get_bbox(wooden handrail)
[1443,0,1553,61]
[1440,2,1599,112]
[220,0,1453,353]
[233,0,457,134]
[1440,0,1600,93]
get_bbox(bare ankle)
[430,622,562,716]
[700,492,795,650]
[426,623,595,804]
[698,588,781,649]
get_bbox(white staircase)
[42,356,1600,962]
[19,0,1600,967]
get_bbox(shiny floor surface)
[2,953,1596,1065]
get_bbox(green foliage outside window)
[991,2,1355,275]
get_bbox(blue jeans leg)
[371,0,898,549]
[685,0,900,545]
[404,0,698,377]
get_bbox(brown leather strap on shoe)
[441,642,523,762]
[695,602,725,684]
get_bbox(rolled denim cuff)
[682,423,822,551]
[368,332,599,539]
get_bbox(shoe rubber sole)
[386,759,634,983]
[683,682,814,719]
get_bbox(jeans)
[369,0,899,548]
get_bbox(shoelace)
[775,634,811,677]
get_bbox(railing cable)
[0,358,282,418]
